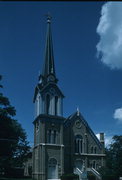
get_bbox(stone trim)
[74,153,106,157]
[32,172,45,175]
[48,179,60,180]
[33,143,64,148]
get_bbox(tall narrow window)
[47,130,51,143]
[55,96,58,115]
[74,135,83,154]
[94,147,97,154]
[91,146,93,154]
[46,94,50,114]
[36,121,39,132]
[51,130,57,144]
[53,130,56,144]
[36,96,40,116]
[80,139,83,153]
[47,130,57,144]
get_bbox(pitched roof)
[33,82,65,102]
[42,15,56,78]
[64,111,103,149]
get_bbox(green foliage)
[87,171,96,180]
[60,173,79,180]
[0,76,30,172]
[99,135,122,180]
[87,174,96,180]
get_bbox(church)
[32,16,106,180]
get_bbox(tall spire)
[42,14,56,80]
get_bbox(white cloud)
[96,2,122,69]
[113,107,122,122]
[105,134,113,147]
[96,133,112,147]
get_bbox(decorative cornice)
[74,153,106,157]
[33,114,65,124]
[33,143,64,149]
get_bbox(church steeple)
[39,14,57,85]
[34,15,64,117]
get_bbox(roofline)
[64,111,103,149]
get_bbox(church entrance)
[48,158,58,179]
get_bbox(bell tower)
[32,15,65,180]
[33,15,64,117]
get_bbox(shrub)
[5,167,24,178]
[61,173,79,180]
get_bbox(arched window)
[47,130,51,143]
[36,95,40,116]
[55,96,58,115]
[46,94,50,114]
[80,139,83,153]
[75,135,83,154]
[94,147,97,154]
[91,146,93,154]
[47,130,57,144]
[53,130,56,144]
[36,121,39,132]
[75,139,79,153]
[48,158,58,179]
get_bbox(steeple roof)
[42,14,56,78]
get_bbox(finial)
[45,12,52,23]
[77,107,80,116]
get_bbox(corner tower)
[33,15,65,180]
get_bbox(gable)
[33,82,64,103]
[40,82,64,98]
[64,112,102,149]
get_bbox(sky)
[0,1,122,147]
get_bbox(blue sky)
[0,1,122,147]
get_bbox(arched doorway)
[48,158,58,179]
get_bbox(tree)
[0,75,30,172]
[109,135,122,178]
[99,135,122,180]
